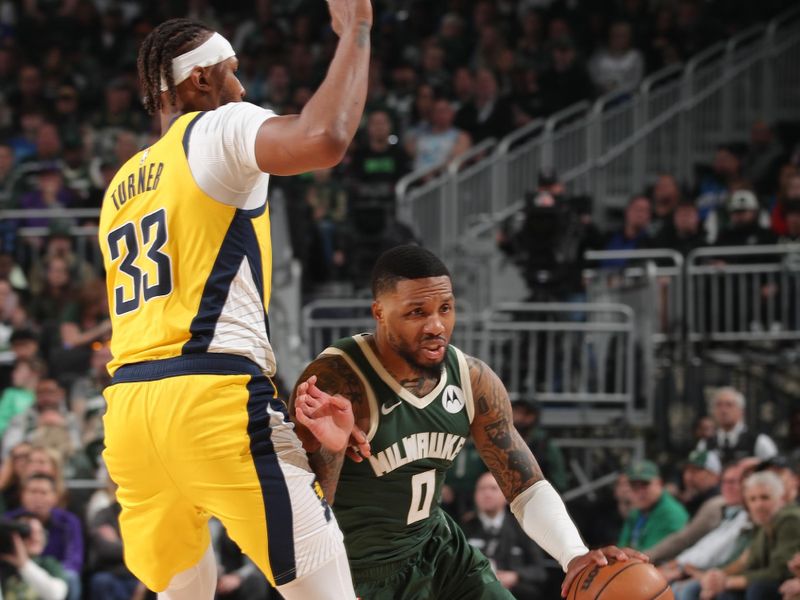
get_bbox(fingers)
[621,547,650,562]
[345,446,363,463]
[560,572,576,598]
[590,549,609,566]
[600,545,628,561]
[350,426,371,457]
[328,394,352,411]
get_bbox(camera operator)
[497,170,603,302]
[0,514,68,600]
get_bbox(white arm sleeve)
[19,560,68,600]
[510,480,589,572]
[187,102,277,210]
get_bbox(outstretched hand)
[562,546,648,597]
[295,375,365,455]
[327,0,373,38]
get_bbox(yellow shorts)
[103,354,342,592]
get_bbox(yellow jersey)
[99,111,275,376]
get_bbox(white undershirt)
[185,101,277,211]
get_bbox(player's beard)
[387,330,445,379]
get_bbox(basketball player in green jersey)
[292,245,647,599]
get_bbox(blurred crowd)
[0,0,796,598]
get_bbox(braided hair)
[137,18,212,115]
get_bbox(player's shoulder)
[204,101,276,125]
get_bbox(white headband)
[160,32,236,91]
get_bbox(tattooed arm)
[467,355,646,596]
[467,355,543,501]
[289,355,369,503]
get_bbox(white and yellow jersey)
[99,103,278,376]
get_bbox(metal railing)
[396,7,800,267]
[584,249,685,345]
[686,244,800,343]
[478,302,642,426]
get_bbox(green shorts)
[351,511,515,600]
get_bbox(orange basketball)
[568,558,674,600]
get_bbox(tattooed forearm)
[309,447,345,504]
[467,356,543,500]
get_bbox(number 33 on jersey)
[99,112,276,377]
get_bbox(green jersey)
[325,334,475,568]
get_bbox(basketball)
[568,558,674,600]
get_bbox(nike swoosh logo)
[381,400,402,415]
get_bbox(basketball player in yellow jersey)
[98,3,372,599]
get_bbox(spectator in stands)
[454,67,514,144]
[651,198,706,257]
[0,357,44,437]
[209,517,269,600]
[588,20,645,95]
[28,255,79,340]
[600,194,652,268]
[88,481,142,600]
[6,474,83,600]
[7,110,46,168]
[8,329,39,362]
[511,399,567,491]
[6,65,46,117]
[648,453,727,565]
[697,387,779,464]
[409,98,471,172]
[777,199,800,243]
[681,449,723,517]
[618,460,689,551]
[511,66,546,126]
[714,190,777,252]
[541,36,594,115]
[385,63,418,134]
[461,472,547,600]
[743,120,785,197]
[1,378,81,461]
[696,144,746,232]
[303,167,348,285]
[658,461,753,600]
[23,445,67,507]
[756,457,799,506]
[0,514,68,600]
[437,13,470,70]
[348,109,411,222]
[649,174,684,238]
[28,228,98,296]
[451,66,476,111]
[515,9,548,72]
[18,162,76,230]
[90,78,147,156]
[404,83,435,154]
[699,470,800,600]
[16,122,64,195]
[0,441,32,512]
[60,134,93,209]
[770,171,800,237]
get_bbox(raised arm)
[254,0,372,175]
[289,354,369,503]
